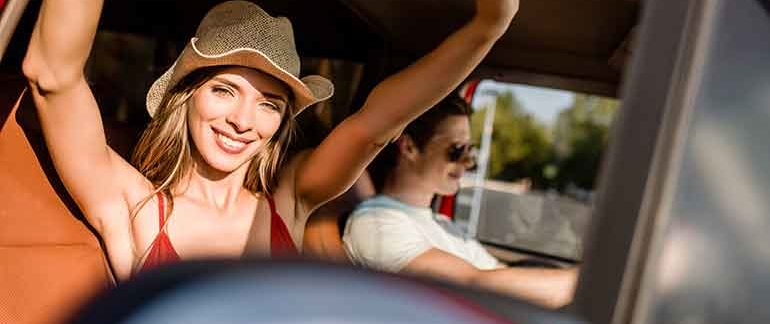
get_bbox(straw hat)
[146,1,334,117]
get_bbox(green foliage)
[552,94,617,190]
[471,91,552,185]
[472,91,618,191]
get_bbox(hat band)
[189,38,303,85]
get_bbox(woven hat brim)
[146,39,333,118]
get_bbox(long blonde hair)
[128,66,296,267]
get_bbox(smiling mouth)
[212,128,253,154]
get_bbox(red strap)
[267,196,298,257]
[157,192,166,228]
[138,192,180,273]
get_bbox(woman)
[343,96,578,308]
[22,0,517,281]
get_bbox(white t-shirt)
[343,195,504,273]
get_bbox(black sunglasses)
[447,143,478,168]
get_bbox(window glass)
[455,80,619,261]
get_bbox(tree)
[552,94,618,190]
[471,90,618,192]
[471,91,552,185]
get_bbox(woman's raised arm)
[22,0,146,233]
[23,0,102,90]
[295,0,519,210]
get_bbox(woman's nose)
[226,103,255,133]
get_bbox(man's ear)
[396,135,419,159]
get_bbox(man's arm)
[405,248,578,309]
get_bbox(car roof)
[343,0,639,97]
[2,0,639,97]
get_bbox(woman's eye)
[258,101,283,112]
[212,86,234,97]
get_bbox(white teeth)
[217,133,246,150]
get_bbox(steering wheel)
[69,259,587,324]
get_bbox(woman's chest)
[162,203,271,260]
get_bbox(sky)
[471,80,575,126]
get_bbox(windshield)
[453,80,619,262]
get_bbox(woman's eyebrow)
[211,77,242,91]
[212,76,287,103]
[261,92,288,103]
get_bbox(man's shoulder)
[351,196,409,218]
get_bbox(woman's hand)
[293,0,520,214]
[473,0,520,37]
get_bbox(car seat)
[0,75,112,324]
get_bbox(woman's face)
[187,66,289,174]
[410,115,475,196]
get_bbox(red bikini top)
[139,192,298,272]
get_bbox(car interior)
[2,0,768,323]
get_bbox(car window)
[454,80,619,262]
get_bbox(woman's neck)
[176,159,252,212]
